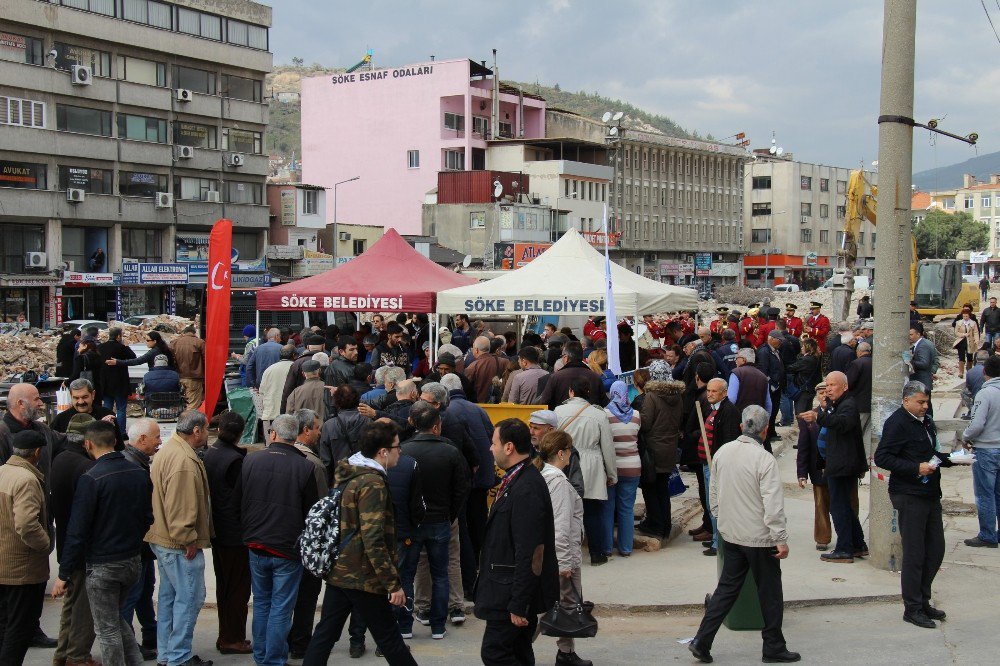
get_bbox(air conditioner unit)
[227,153,245,167]
[175,145,194,160]
[204,190,221,203]
[800,216,809,224]
[339,232,351,241]
[175,88,193,102]
[25,252,47,269]
[66,188,86,203]
[155,192,173,209]
[71,65,92,86]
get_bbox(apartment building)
[1,0,272,326]
[742,153,875,288]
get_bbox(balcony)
[0,125,118,162]
[0,60,116,104]
[223,97,269,126]
[118,81,172,112]
[225,203,269,228]
[0,188,119,222]
[119,140,173,167]
[172,200,269,228]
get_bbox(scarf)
[607,380,634,423]
[649,359,671,382]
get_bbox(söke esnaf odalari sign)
[330,65,433,85]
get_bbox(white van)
[821,275,870,290]
[774,284,800,293]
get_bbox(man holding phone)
[689,405,800,664]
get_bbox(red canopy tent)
[255,228,476,313]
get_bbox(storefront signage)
[0,160,44,189]
[176,122,209,145]
[231,273,272,288]
[659,261,679,277]
[280,189,296,226]
[176,235,209,262]
[0,32,27,62]
[330,65,433,85]
[643,266,658,280]
[970,251,991,264]
[459,297,606,314]
[119,263,189,285]
[1,276,60,287]
[694,252,713,277]
[580,231,621,248]
[66,167,90,190]
[63,272,114,286]
[291,257,335,278]
[805,252,818,266]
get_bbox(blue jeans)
[103,394,128,440]
[972,447,1000,543]
[150,545,206,666]
[248,551,303,666]
[394,539,421,633]
[779,389,794,426]
[582,498,609,557]
[827,476,867,554]
[605,476,640,555]
[411,522,450,633]
[703,464,719,549]
[120,558,156,646]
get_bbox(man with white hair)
[247,328,283,389]
[464,336,506,403]
[727,348,771,430]
[689,405,799,664]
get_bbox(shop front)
[743,253,833,288]
[0,277,60,328]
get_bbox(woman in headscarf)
[636,360,685,541]
[603,380,641,556]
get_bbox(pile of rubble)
[0,315,193,377]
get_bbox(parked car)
[774,284,801,293]
[820,275,870,290]
[63,319,108,331]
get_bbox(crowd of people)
[0,299,992,665]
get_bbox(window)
[0,160,47,190]
[470,211,485,228]
[174,121,217,149]
[353,239,366,256]
[836,231,846,247]
[858,232,865,246]
[122,0,172,29]
[224,180,262,205]
[119,171,166,197]
[122,228,160,262]
[407,150,419,169]
[117,113,167,143]
[54,42,112,77]
[801,202,812,217]
[0,31,44,66]
[443,112,464,132]
[800,176,812,190]
[444,149,464,171]
[56,104,112,136]
[871,232,876,250]
[60,0,115,16]
[836,205,846,219]
[226,20,268,49]
[232,233,258,260]
[820,230,829,243]
[498,121,513,138]
[800,229,812,243]
[943,198,955,209]
[837,180,847,194]
[751,229,771,243]
[58,166,112,194]
[820,203,829,218]
[178,8,222,41]
[172,65,216,95]
[117,55,166,87]
[983,196,992,208]
[0,97,45,128]
[966,196,975,208]
[221,74,262,102]
[0,223,44,274]
[221,128,262,154]
[751,202,772,216]
[820,178,829,192]
[174,176,218,201]
[751,175,771,189]
[303,190,318,215]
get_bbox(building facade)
[742,154,875,288]
[301,57,547,235]
[1,0,272,326]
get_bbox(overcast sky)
[271,0,997,173]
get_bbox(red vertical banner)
[202,219,233,417]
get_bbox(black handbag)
[539,580,598,639]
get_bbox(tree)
[913,209,987,259]
[291,57,304,67]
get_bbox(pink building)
[301,58,546,234]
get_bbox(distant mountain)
[262,65,700,159]
[912,150,1000,191]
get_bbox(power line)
[982,0,1000,47]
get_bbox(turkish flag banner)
[202,218,232,418]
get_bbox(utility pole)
[869,0,916,572]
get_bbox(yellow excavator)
[840,170,978,319]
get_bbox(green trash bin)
[715,536,765,631]
[226,387,259,447]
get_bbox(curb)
[592,594,901,615]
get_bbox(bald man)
[799,372,868,563]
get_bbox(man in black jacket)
[756,332,785,443]
[239,414,319,666]
[846,342,874,455]
[874,381,954,629]
[401,401,470,639]
[475,418,558,666]
[53,420,153,666]
[50,378,124,449]
[324,336,358,388]
[56,327,81,378]
[538,341,608,409]
[799,371,868,563]
[97,327,136,439]
[981,296,1000,347]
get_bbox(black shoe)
[180,657,213,666]
[556,650,593,666]
[688,639,713,663]
[703,547,717,556]
[449,607,466,625]
[853,549,869,558]
[903,610,936,629]
[762,650,801,663]
[923,605,947,621]
[701,540,713,547]
[820,551,854,563]
[289,650,306,660]
[414,609,431,626]
[138,644,157,661]
[29,632,57,649]
[349,643,366,658]
[590,553,608,566]
[964,536,999,548]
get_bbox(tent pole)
[634,305,640,370]
[432,312,438,365]
[356,313,360,331]
[255,309,260,341]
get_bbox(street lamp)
[332,176,360,264]
[554,189,577,240]
[602,111,624,243]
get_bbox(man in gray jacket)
[962,355,1000,548]
[689,405,800,664]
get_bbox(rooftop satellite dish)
[602,111,612,123]
[608,126,619,136]
[775,147,784,156]
[769,145,777,154]
[462,255,472,268]
[512,181,519,189]
[493,180,503,198]
[612,111,624,121]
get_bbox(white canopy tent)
[437,228,699,368]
